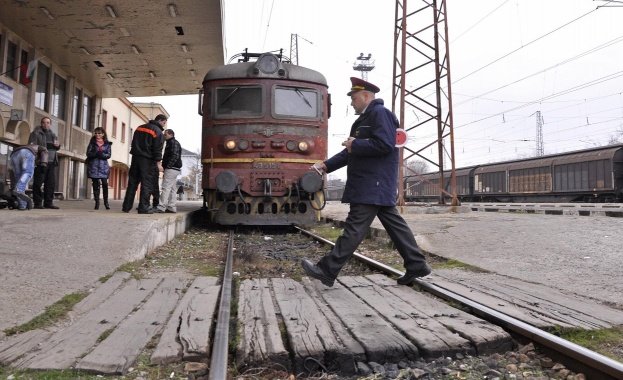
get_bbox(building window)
[121,122,126,142]
[72,88,82,126]
[112,116,117,138]
[34,62,49,111]
[6,41,18,81]
[52,74,66,119]
[18,50,29,84]
[82,94,92,131]
[101,109,108,132]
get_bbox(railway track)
[294,226,623,379]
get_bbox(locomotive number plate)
[252,162,280,169]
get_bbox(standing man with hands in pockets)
[302,77,431,287]
[28,116,61,209]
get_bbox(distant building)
[178,148,201,200]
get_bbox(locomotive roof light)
[251,53,286,77]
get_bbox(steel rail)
[295,226,623,379]
[208,230,234,380]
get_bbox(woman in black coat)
[86,127,112,209]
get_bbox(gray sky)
[132,0,623,179]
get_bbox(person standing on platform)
[301,77,431,287]
[28,116,61,209]
[86,127,112,210]
[9,144,48,210]
[155,129,182,213]
[122,114,165,214]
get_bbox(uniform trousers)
[122,155,157,212]
[318,203,427,279]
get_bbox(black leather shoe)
[301,259,335,287]
[137,208,154,214]
[44,204,60,209]
[397,264,432,286]
[34,205,44,209]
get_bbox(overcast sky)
[131,0,623,178]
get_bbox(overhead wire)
[452,7,598,85]
[451,0,511,43]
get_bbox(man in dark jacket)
[122,114,165,214]
[28,117,61,209]
[155,129,182,213]
[301,77,431,287]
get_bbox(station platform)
[0,199,203,334]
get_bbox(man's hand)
[157,162,164,172]
[342,137,355,153]
[311,161,326,175]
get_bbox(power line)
[451,0,511,43]
[454,34,623,107]
[453,7,598,85]
[456,69,623,129]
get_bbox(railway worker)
[9,144,48,210]
[154,129,182,213]
[301,77,431,287]
[28,116,61,209]
[122,114,165,214]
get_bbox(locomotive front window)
[274,87,318,118]
[215,86,262,117]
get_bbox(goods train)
[405,144,623,203]
[198,52,328,225]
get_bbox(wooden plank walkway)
[237,275,513,374]
[3,269,622,376]
[0,274,219,375]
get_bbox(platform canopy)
[0,0,224,97]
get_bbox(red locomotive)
[198,52,329,225]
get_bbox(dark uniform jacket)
[86,140,112,179]
[130,120,164,161]
[162,137,182,170]
[28,127,59,165]
[324,99,399,206]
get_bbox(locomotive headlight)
[224,139,237,150]
[298,141,309,152]
[257,54,279,74]
[286,140,297,151]
[238,139,249,150]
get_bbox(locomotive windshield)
[215,86,262,117]
[274,86,318,118]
